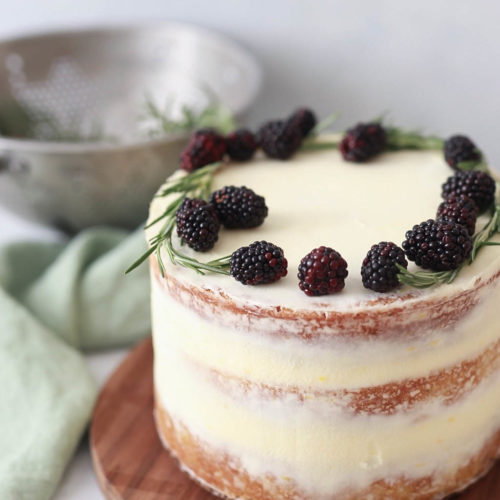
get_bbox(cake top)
[134,110,500,310]
[144,143,499,309]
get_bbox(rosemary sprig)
[300,112,341,151]
[152,222,231,277]
[155,162,221,200]
[470,203,500,260]
[125,162,231,276]
[397,203,500,288]
[300,139,339,151]
[141,95,236,137]
[301,116,446,153]
[383,122,483,171]
[385,127,444,151]
[396,265,460,289]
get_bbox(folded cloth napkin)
[0,227,150,500]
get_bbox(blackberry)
[444,135,482,171]
[180,128,226,172]
[287,108,317,138]
[175,197,208,216]
[210,186,268,229]
[441,170,496,213]
[361,242,407,293]
[258,120,302,160]
[225,129,258,161]
[175,198,220,251]
[230,241,288,285]
[402,219,472,271]
[339,122,387,162]
[436,194,478,236]
[297,246,348,296]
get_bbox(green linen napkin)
[0,227,150,500]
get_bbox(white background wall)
[0,0,499,163]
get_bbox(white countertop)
[0,206,116,500]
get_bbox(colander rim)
[0,21,262,154]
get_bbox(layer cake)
[146,141,500,499]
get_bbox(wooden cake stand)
[90,337,500,500]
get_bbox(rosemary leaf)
[301,140,339,151]
[456,159,485,172]
[156,163,221,198]
[470,204,499,260]
[396,264,457,289]
[309,112,341,136]
[207,255,232,266]
[144,195,184,229]
[385,127,444,151]
[128,161,231,276]
[142,96,236,137]
[125,245,157,274]
[157,249,167,277]
[195,104,236,134]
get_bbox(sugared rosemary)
[125,162,231,276]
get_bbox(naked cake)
[142,112,500,499]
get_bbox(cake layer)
[156,398,500,500]
[153,257,500,340]
[176,337,500,416]
[152,271,500,395]
[155,387,500,500]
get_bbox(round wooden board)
[91,337,500,500]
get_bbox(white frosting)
[146,142,500,308]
